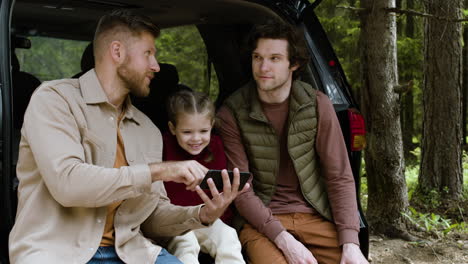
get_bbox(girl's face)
[169,112,213,156]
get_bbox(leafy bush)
[156,26,219,98]
[402,207,467,237]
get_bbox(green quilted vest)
[225,80,333,230]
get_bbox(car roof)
[12,0,280,41]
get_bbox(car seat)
[11,51,41,130]
[132,63,191,132]
[73,42,94,78]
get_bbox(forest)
[315,1,467,262]
[14,0,467,262]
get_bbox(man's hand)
[340,243,368,264]
[196,168,249,224]
[149,160,208,190]
[274,231,317,264]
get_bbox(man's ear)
[168,121,176,135]
[290,63,299,72]
[110,40,125,63]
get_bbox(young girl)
[163,89,245,264]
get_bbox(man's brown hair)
[247,19,309,80]
[93,9,160,61]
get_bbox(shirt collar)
[123,98,142,125]
[79,69,108,104]
[79,69,142,125]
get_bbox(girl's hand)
[196,168,250,224]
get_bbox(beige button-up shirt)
[9,70,206,264]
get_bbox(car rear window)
[15,36,88,81]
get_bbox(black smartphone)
[199,170,250,191]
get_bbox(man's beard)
[117,63,150,98]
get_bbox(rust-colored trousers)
[239,213,342,264]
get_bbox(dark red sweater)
[162,132,233,224]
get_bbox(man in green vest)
[216,20,369,264]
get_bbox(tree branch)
[385,8,468,22]
[337,6,468,22]
[336,5,366,12]
[394,80,413,94]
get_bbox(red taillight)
[348,109,366,151]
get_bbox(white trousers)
[167,219,245,264]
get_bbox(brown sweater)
[216,90,359,245]
[100,111,126,246]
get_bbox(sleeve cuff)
[265,220,286,242]
[187,205,213,229]
[338,228,360,246]
[129,164,152,194]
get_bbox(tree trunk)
[420,0,463,199]
[359,0,409,237]
[463,0,468,146]
[401,0,416,161]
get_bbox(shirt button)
[89,247,94,251]
[109,116,114,122]
[97,219,102,224]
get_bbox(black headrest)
[11,52,20,72]
[12,36,31,49]
[150,63,179,94]
[81,42,94,72]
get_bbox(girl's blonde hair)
[166,89,215,126]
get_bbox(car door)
[0,0,15,261]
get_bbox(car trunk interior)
[12,0,280,41]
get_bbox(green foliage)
[16,37,88,81]
[402,207,467,236]
[15,26,219,99]
[397,37,424,138]
[315,0,361,93]
[463,151,468,200]
[404,149,467,236]
[360,157,368,212]
[400,149,468,236]
[405,153,420,200]
[412,187,445,209]
[397,37,423,80]
[156,26,219,99]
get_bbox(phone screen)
[199,170,250,191]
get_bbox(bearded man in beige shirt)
[8,9,247,264]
